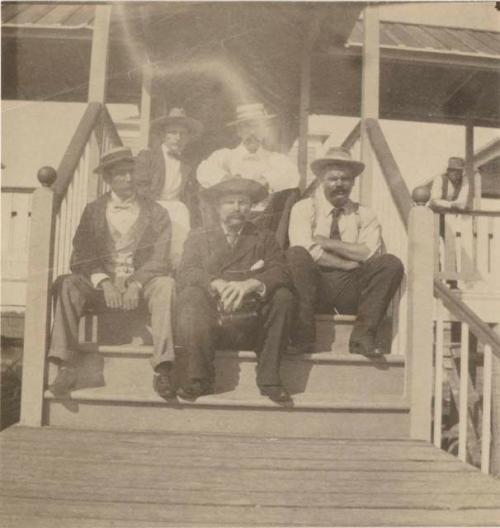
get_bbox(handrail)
[434,278,500,354]
[431,207,500,217]
[52,103,122,211]
[365,118,412,227]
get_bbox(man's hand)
[102,280,123,310]
[219,279,263,313]
[210,279,229,297]
[122,281,141,311]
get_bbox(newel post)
[20,167,57,427]
[407,186,434,441]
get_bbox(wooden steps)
[43,314,409,438]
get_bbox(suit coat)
[70,193,172,286]
[134,147,201,226]
[176,221,291,298]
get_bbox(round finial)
[37,166,57,187]
[412,185,430,205]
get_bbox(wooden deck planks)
[1,427,500,527]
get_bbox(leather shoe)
[259,385,292,403]
[49,367,77,397]
[153,372,176,401]
[349,336,383,358]
[177,381,214,401]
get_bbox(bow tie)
[110,202,134,212]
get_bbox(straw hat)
[310,146,365,178]
[226,103,276,127]
[202,177,268,204]
[94,146,134,175]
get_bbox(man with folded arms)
[287,147,404,357]
[176,177,294,402]
[48,146,177,400]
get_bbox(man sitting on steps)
[286,146,404,357]
[176,177,294,403]
[48,146,177,400]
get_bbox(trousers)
[285,246,404,344]
[48,274,176,370]
[176,286,294,387]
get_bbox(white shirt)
[159,145,183,201]
[197,143,300,193]
[90,192,140,288]
[288,188,382,263]
[430,173,469,208]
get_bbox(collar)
[221,223,244,238]
[235,143,267,159]
[109,191,138,206]
[161,144,182,160]
[314,187,357,217]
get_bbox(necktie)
[226,231,238,247]
[329,208,342,240]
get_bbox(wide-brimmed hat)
[310,146,365,178]
[94,146,134,175]
[226,103,276,127]
[202,177,269,204]
[447,157,465,171]
[151,108,203,138]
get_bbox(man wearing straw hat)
[286,146,404,357]
[134,107,204,234]
[197,103,300,235]
[429,156,469,211]
[176,177,294,403]
[48,147,177,400]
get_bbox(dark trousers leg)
[349,254,404,339]
[176,286,218,383]
[48,274,105,364]
[285,246,322,345]
[254,287,294,387]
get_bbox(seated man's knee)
[286,245,313,264]
[177,286,211,312]
[380,254,404,276]
[150,276,175,293]
[269,287,294,308]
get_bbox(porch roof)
[2,2,500,128]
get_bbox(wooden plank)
[433,298,444,448]
[88,5,112,102]
[139,63,153,150]
[360,5,380,207]
[407,204,434,440]
[2,496,500,527]
[19,186,56,426]
[459,322,470,462]
[482,344,492,473]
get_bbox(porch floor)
[1,426,500,527]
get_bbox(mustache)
[242,134,262,144]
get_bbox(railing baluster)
[433,298,444,448]
[481,344,492,473]
[458,322,470,462]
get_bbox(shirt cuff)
[90,273,110,289]
[309,244,325,263]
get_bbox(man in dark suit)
[134,108,203,227]
[48,147,176,400]
[176,178,294,402]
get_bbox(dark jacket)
[70,193,171,286]
[134,147,201,226]
[177,221,291,297]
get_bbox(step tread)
[44,387,409,411]
[78,343,405,365]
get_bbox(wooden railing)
[20,103,122,426]
[366,119,412,356]
[432,208,500,289]
[433,280,500,474]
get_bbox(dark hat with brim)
[447,157,465,171]
[202,177,268,204]
[94,146,134,175]
[311,146,365,178]
[151,108,203,138]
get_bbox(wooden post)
[360,5,380,207]
[20,168,57,427]
[298,14,320,192]
[465,121,479,208]
[88,5,112,103]
[139,63,153,150]
[491,326,500,476]
[407,187,435,441]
